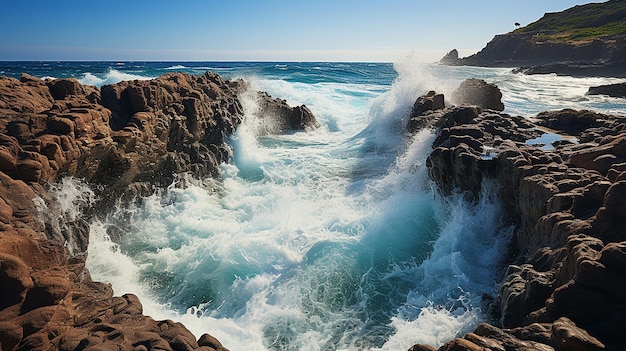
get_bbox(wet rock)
[450,78,504,111]
[253,91,319,134]
[534,109,605,136]
[587,82,626,98]
[0,71,311,351]
[407,87,625,350]
[408,344,438,351]
[198,333,227,350]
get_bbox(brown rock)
[412,91,445,116]
[0,71,277,351]
[198,333,226,350]
[0,252,33,309]
[407,93,625,350]
[21,267,73,313]
[593,180,626,241]
[408,344,438,351]
[499,264,555,327]
[439,338,483,351]
[0,75,54,113]
[509,323,554,345]
[47,78,85,100]
[551,317,605,351]
[0,321,23,351]
[46,116,75,136]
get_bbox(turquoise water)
[12,60,624,350]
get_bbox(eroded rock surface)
[408,86,626,351]
[0,72,317,351]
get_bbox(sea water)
[5,58,625,350]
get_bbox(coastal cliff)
[0,72,316,350]
[407,84,625,351]
[441,0,626,77]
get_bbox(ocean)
[3,60,625,350]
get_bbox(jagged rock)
[46,78,85,100]
[450,78,504,111]
[407,91,446,133]
[439,49,460,65]
[499,264,555,327]
[0,71,312,351]
[253,91,319,134]
[407,87,625,350]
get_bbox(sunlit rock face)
[0,71,317,351]
[408,84,626,351]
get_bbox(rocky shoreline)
[407,85,625,351]
[0,69,624,351]
[0,72,316,350]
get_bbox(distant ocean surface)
[3,61,625,350]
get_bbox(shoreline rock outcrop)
[407,85,626,351]
[0,72,318,350]
[587,82,626,98]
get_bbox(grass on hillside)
[514,0,626,42]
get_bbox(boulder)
[253,91,319,134]
[46,78,85,100]
[412,91,445,116]
[450,78,504,111]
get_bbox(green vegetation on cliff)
[515,0,626,42]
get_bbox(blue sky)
[0,0,595,62]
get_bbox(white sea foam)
[83,59,624,350]
[46,177,97,221]
[78,69,154,87]
[85,61,517,350]
[36,177,98,255]
[494,70,626,116]
[165,65,187,70]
